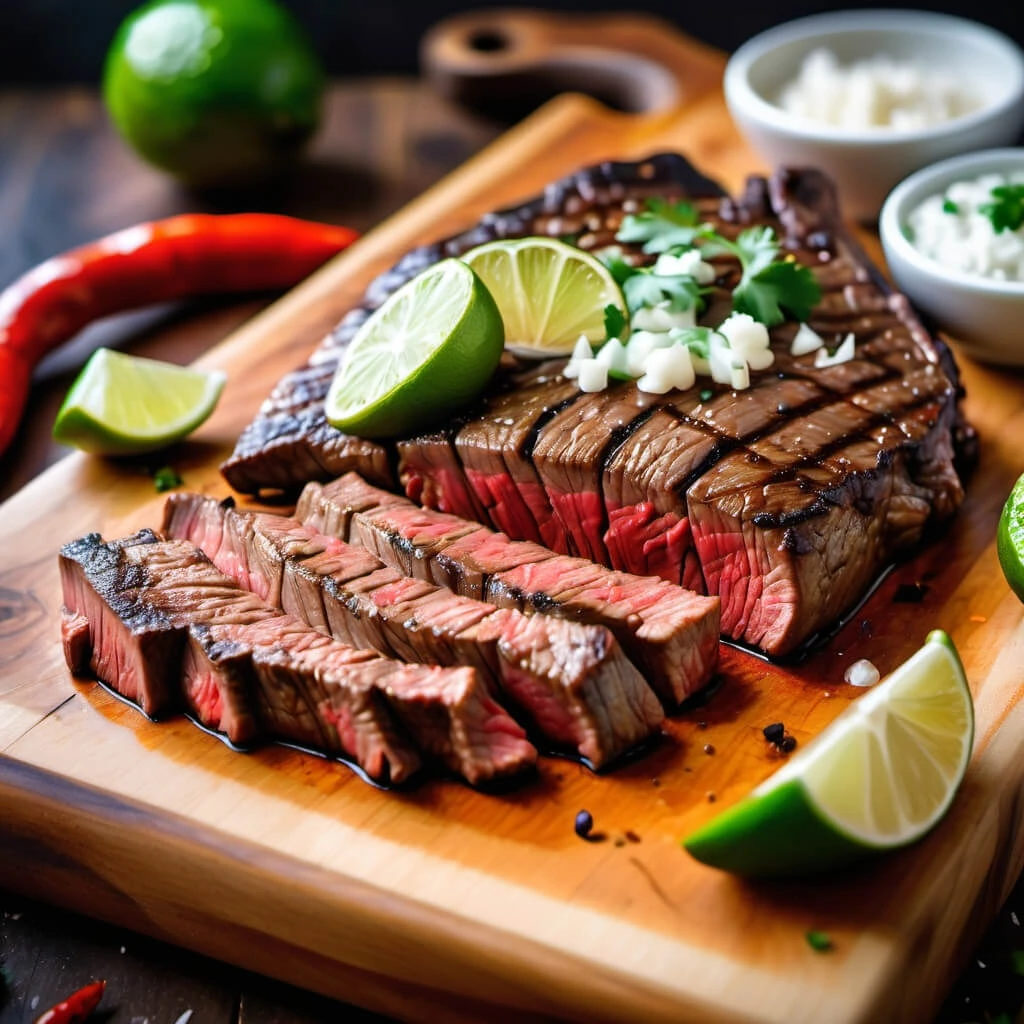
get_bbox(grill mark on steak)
[452,365,581,549]
[297,473,721,708]
[61,529,538,786]
[529,387,661,562]
[165,492,665,768]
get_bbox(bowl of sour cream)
[724,10,1024,222]
[880,148,1024,366]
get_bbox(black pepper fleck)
[703,743,716,755]
[697,720,707,730]
[707,791,717,803]
[762,722,785,744]
[625,830,641,844]
[614,837,626,848]
[779,734,798,753]
[575,809,593,839]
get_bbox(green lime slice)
[997,472,1024,602]
[324,258,504,438]
[53,348,226,455]
[462,237,627,357]
[683,630,974,877]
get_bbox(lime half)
[462,237,627,357]
[325,258,503,438]
[998,472,1024,602]
[683,630,974,877]
[53,348,226,455]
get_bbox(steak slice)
[164,493,665,767]
[61,531,537,785]
[224,155,971,657]
[297,474,721,708]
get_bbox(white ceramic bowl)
[879,148,1024,366]
[724,10,1024,223]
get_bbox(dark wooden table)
[0,79,1021,1024]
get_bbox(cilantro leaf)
[603,303,627,340]
[734,259,821,326]
[708,226,821,327]
[734,226,781,277]
[153,466,183,493]
[623,270,703,315]
[602,253,638,285]
[979,184,1024,233]
[942,197,959,215]
[669,326,717,360]
[616,198,707,253]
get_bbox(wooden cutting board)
[2,13,1023,1024]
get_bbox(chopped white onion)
[814,332,856,367]
[570,335,594,361]
[844,658,881,687]
[624,330,673,376]
[636,344,696,395]
[730,360,750,390]
[632,302,697,332]
[708,333,736,384]
[562,335,594,379]
[652,250,717,284]
[791,322,826,356]
[719,313,774,372]
[594,336,629,375]
[576,358,609,393]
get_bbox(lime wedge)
[462,237,627,357]
[53,348,226,455]
[325,258,503,438]
[997,472,1024,602]
[683,630,974,877]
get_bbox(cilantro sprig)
[616,199,710,253]
[979,184,1024,234]
[604,253,707,318]
[615,201,822,328]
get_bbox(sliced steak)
[224,155,970,657]
[297,474,721,707]
[61,531,537,786]
[60,530,417,781]
[164,493,664,767]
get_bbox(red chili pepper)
[0,212,359,458]
[33,979,106,1024]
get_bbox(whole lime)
[103,0,325,187]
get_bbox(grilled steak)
[163,493,665,768]
[298,473,720,708]
[224,154,970,656]
[59,530,538,786]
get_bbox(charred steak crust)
[223,154,970,657]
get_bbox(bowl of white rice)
[880,148,1024,366]
[724,10,1024,223]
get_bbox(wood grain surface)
[1,23,1023,1024]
